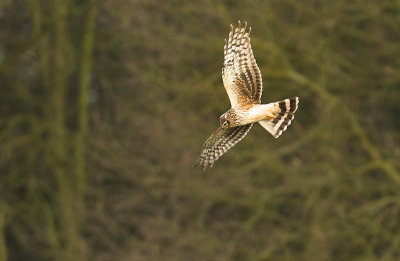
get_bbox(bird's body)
[224,104,278,126]
[196,21,299,169]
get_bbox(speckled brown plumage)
[196,21,299,169]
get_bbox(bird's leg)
[264,113,276,120]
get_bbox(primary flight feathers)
[196,21,299,170]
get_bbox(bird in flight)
[196,21,299,169]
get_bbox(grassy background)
[1,0,400,260]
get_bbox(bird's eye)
[223,121,229,127]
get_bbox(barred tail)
[259,97,299,138]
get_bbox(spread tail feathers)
[259,97,299,138]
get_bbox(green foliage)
[1,0,400,260]
[0,0,96,260]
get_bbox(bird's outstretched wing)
[222,21,263,107]
[195,124,253,170]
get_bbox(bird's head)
[220,113,232,129]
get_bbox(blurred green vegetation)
[1,0,400,260]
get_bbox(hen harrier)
[196,21,299,169]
